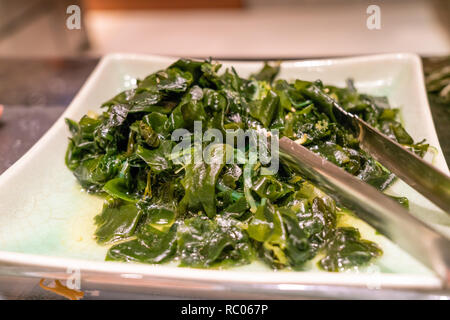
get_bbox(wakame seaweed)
[65,59,429,271]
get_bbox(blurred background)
[0,0,449,59]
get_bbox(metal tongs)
[278,93,450,288]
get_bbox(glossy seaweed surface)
[65,59,428,271]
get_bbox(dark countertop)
[0,58,99,174]
[0,56,448,300]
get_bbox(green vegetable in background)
[65,59,429,271]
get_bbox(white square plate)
[0,53,448,298]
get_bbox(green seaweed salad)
[65,59,428,271]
